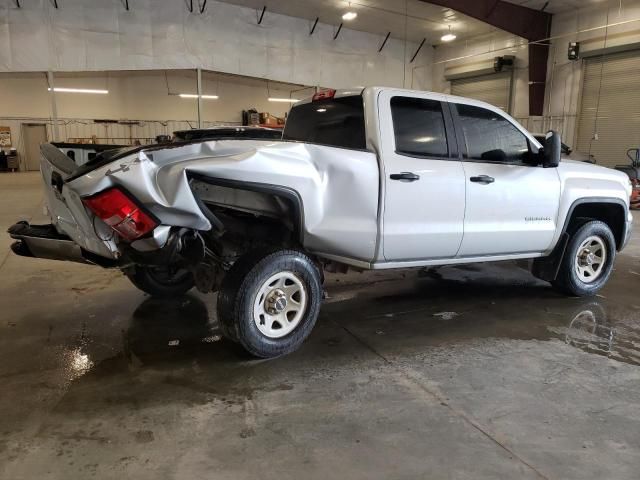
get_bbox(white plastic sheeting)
[0,0,432,90]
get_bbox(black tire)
[552,220,616,297]
[125,266,195,297]
[217,248,322,358]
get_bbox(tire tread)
[217,247,322,357]
[125,267,194,297]
[552,220,615,297]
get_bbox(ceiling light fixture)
[268,97,299,103]
[342,11,357,21]
[48,87,108,94]
[441,25,457,42]
[178,94,219,99]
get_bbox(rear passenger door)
[379,91,466,261]
[450,101,561,257]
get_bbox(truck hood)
[558,159,632,200]
[559,159,629,183]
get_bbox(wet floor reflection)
[124,295,221,359]
[34,264,640,391]
[556,302,640,366]
[319,264,640,367]
[106,294,247,374]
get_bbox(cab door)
[450,101,561,257]
[379,91,466,262]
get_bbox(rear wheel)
[217,248,322,358]
[125,265,194,297]
[552,220,616,297]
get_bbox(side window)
[390,96,448,158]
[66,150,76,161]
[455,104,529,163]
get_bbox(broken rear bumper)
[8,221,94,265]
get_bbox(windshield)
[283,95,366,150]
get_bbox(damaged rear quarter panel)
[68,140,381,262]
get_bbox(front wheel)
[125,265,195,297]
[552,220,616,297]
[217,248,323,358]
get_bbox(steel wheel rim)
[574,235,607,283]
[253,271,307,339]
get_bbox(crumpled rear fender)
[67,140,381,262]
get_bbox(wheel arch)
[533,197,628,282]
[561,197,628,251]
[188,173,306,244]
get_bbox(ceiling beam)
[333,23,343,41]
[422,0,550,41]
[309,17,319,36]
[422,0,552,116]
[378,32,391,53]
[410,38,427,63]
[257,5,266,24]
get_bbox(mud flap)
[532,232,570,282]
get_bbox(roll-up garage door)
[577,49,640,167]
[450,72,512,112]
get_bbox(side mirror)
[542,130,561,168]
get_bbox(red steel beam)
[423,0,552,115]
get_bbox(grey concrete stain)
[1,173,639,479]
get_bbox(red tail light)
[82,188,158,241]
[312,89,336,101]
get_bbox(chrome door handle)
[470,175,495,185]
[390,172,420,182]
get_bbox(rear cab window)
[282,95,366,150]
[390,96,449,158]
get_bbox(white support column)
[47,71,60,141]
[196,68,203,128]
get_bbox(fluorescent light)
[342,11,357,21]
[441,25,456,42]
[268,97,299,103]
[48,87,108,94]
[178,94,219,99]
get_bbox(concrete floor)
[1,172,640,479]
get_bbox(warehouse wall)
[544,0,640,150]
[1,71,303,121]
[0,70,308,168]
[0,0,433,170]
[431,30,531,124]
[429,0,640,149]
[0,0,433,91]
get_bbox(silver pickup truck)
[9,87,633,358]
